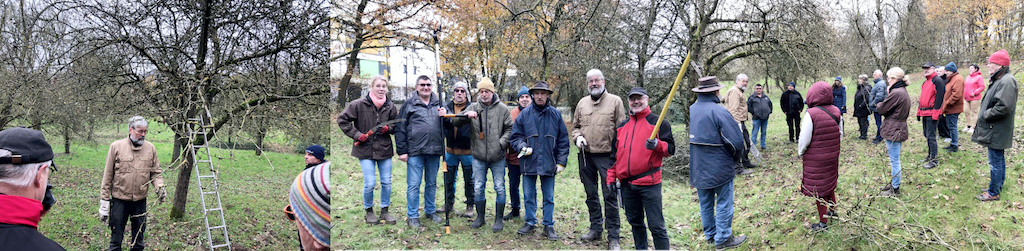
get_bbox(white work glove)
[517,147,533,158]
[557,164,566,174]
[99,200,110,223]
[576,137,588,149]
[156,186,167,204]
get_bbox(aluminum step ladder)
[188,113,231,250]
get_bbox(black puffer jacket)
[853,83,872,117]
[746,94,773,120]
[443,100,473,151]
[395,94,445,156]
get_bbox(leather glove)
[646,138,659,150]
[378,125,389,134]
[576,137,587,149]
[99,200,110,223]
[358,133,369,142]
[556,164,566,174]
[157,186,167,204]
[916,116,921,121]
[517,147,533,158]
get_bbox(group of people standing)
[690,49,1017,247]
[340,69,675,250]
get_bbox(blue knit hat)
[516,86,530,98]
[945,62,957,73]
[835,76,842,81]
[305,145,326,162]
[788,82,796,87]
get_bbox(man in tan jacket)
[99,116,166,251]
[723,74,756,174]
[572,69,627,250]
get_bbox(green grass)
[332,113,696,249]
[36,122,320,250]
[332,65,1024,250]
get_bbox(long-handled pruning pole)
[650,26,701,139]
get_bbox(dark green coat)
[452,99,513,162]
[972,68,1018,150]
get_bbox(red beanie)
[989,49,1010,66]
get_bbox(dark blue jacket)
[688,93,744,189]
[395,94,445,156]
[832,85,847,113]
[510,103,570,176]
[443,100,473,150]
[869,78,887,113]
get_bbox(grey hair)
[736,74,748,81]
[369,75,389,87]
[0,149,50,188]
[128,116,148,130]
[873,69,883,76]
[859,74,869,80]
[586,69,604,80]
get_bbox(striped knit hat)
[289,162,330,246]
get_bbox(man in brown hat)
[689,76,748,250]
[571,69,626,249]
[510,80,571,240]
[0,127,65,250]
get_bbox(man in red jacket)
[916,62,941,169]
[608,87,675,250]
[0,127,66,250]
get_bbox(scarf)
[989,66,1008,84]
[368,93,387,109]
[452,99,467,113]
[889,80,907,93]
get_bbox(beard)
[589,86,605,100]
[129,134,145,146]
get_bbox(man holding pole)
[608,87,675,250]
[571,69,626,250]
[451,78,513,232]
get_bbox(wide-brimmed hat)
[692,76,726,92]
[530,81,554,94]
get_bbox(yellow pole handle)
[650,26,700,140]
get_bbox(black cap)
[0,127,54,165]
[628,87,648,97]
[922,62,935,68]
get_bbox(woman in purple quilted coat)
[798,81,842,231]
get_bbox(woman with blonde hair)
[876,68,911,196]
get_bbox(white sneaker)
[944,138,952,143]
[962,127,970,132]
[968,128,974,134]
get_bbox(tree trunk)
[63,124,71,154]
[254,131,265,156]
[169,137,194,219]
[171,133,182,163]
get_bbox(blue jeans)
[473,158,506,203]
[885,140,902,188]
[523,175,556,226]
[988,148,1006,196]
[750,119,768,149]
[945,113,960,146]
[361,158,393,209]
[873,113,883,140]
[697,180,734,245]
[406,154,440,219]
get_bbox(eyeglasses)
[283,205,296,222]
[454,89,467,93]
